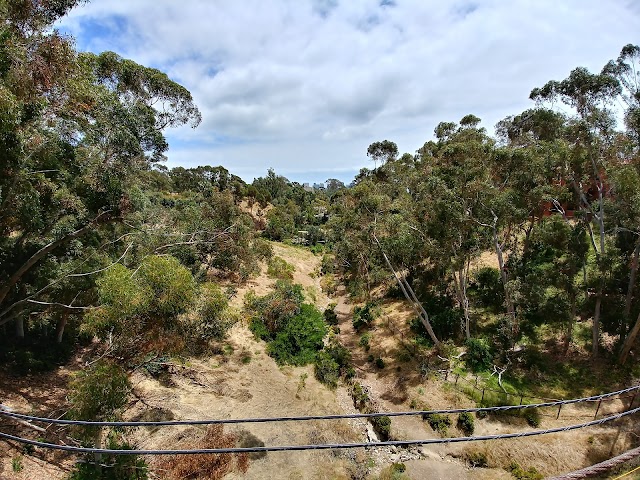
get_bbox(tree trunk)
[56,312,68,343]
[623,238,640,335]
[493,223,517,340]
[453,267,471,340]
[620,309,640,364]
[373,234,440,347]
[564,292,577,355]
[15,317,24,338]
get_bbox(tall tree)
[0,2,201,337]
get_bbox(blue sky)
[59,0,640,185]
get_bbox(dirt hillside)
[1,242,637,479]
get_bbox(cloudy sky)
[59,0,640,184]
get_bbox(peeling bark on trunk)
[56,312,68,343]
[453,267,471,340]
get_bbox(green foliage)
[471,267,504,310]
[422,411,452,436]
[375,357,385,369]
[68,435,148,480]
[323,303,338,325]
[190,283,235,341]
[136,256,196,318]
[86,256,197,340]
[68,361,130,441]
[465,451,488,468]
[508,462,543,480]
[247,280,304,338]
[465,338,494,372]
[352,302,379,331]
[457,412,475,435]
[522,408,541,427]
[359,332,371,351]
[351,383,370,411]
[371,415,392,441]
[314,352,340,389]
[12,455,23,473]
[264,303,327,365]
[267,256,294,279]
[378,462,409,480]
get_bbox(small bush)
[12,456,23,473]
[323,303,338,325]
[314,352,340,389]
[508,462,543,480]
[68,361,131,442]
[359,333,371,351]
[375,357,385,369]
[351,383,369,410]
[423,412,452,436]
[522,407,541,427]
[466,451,488,468]
[352,302,378,331]
[457,412,475,435]
[379,462,408,480]
[68,434,148,480]
[371,415,391,441]
[465,338,494,372]
[267,256,295,279]
[267,304,327,365]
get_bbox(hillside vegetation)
[1,2,640,479]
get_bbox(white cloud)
[59,0,640,182]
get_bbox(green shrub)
[267,304,327,365]
[323,303,339,325]
[192,283,235,340]
[137,255,196,318]
[423,412,452,436]
[12,456,23,473]
[465,338,494,372]
[508,462,543,480]
[375,357,385,369]
[68,435,148,480]
[68,361,131,442]
[352,302,378,331]
[246,281,304,338]
[351,383,369,410]
[314,352,340,389]
[466,451,488,468]
[371,415,391,440]
[522,407,541,427]
[457,412,475,435]
[267,256,295,279]
[359,332,371,351]
[471,267,504,310]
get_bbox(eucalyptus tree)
[0,1,201,339]
[531,65,621,356]
[414,116,493,339]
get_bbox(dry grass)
[156,425,249,479]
